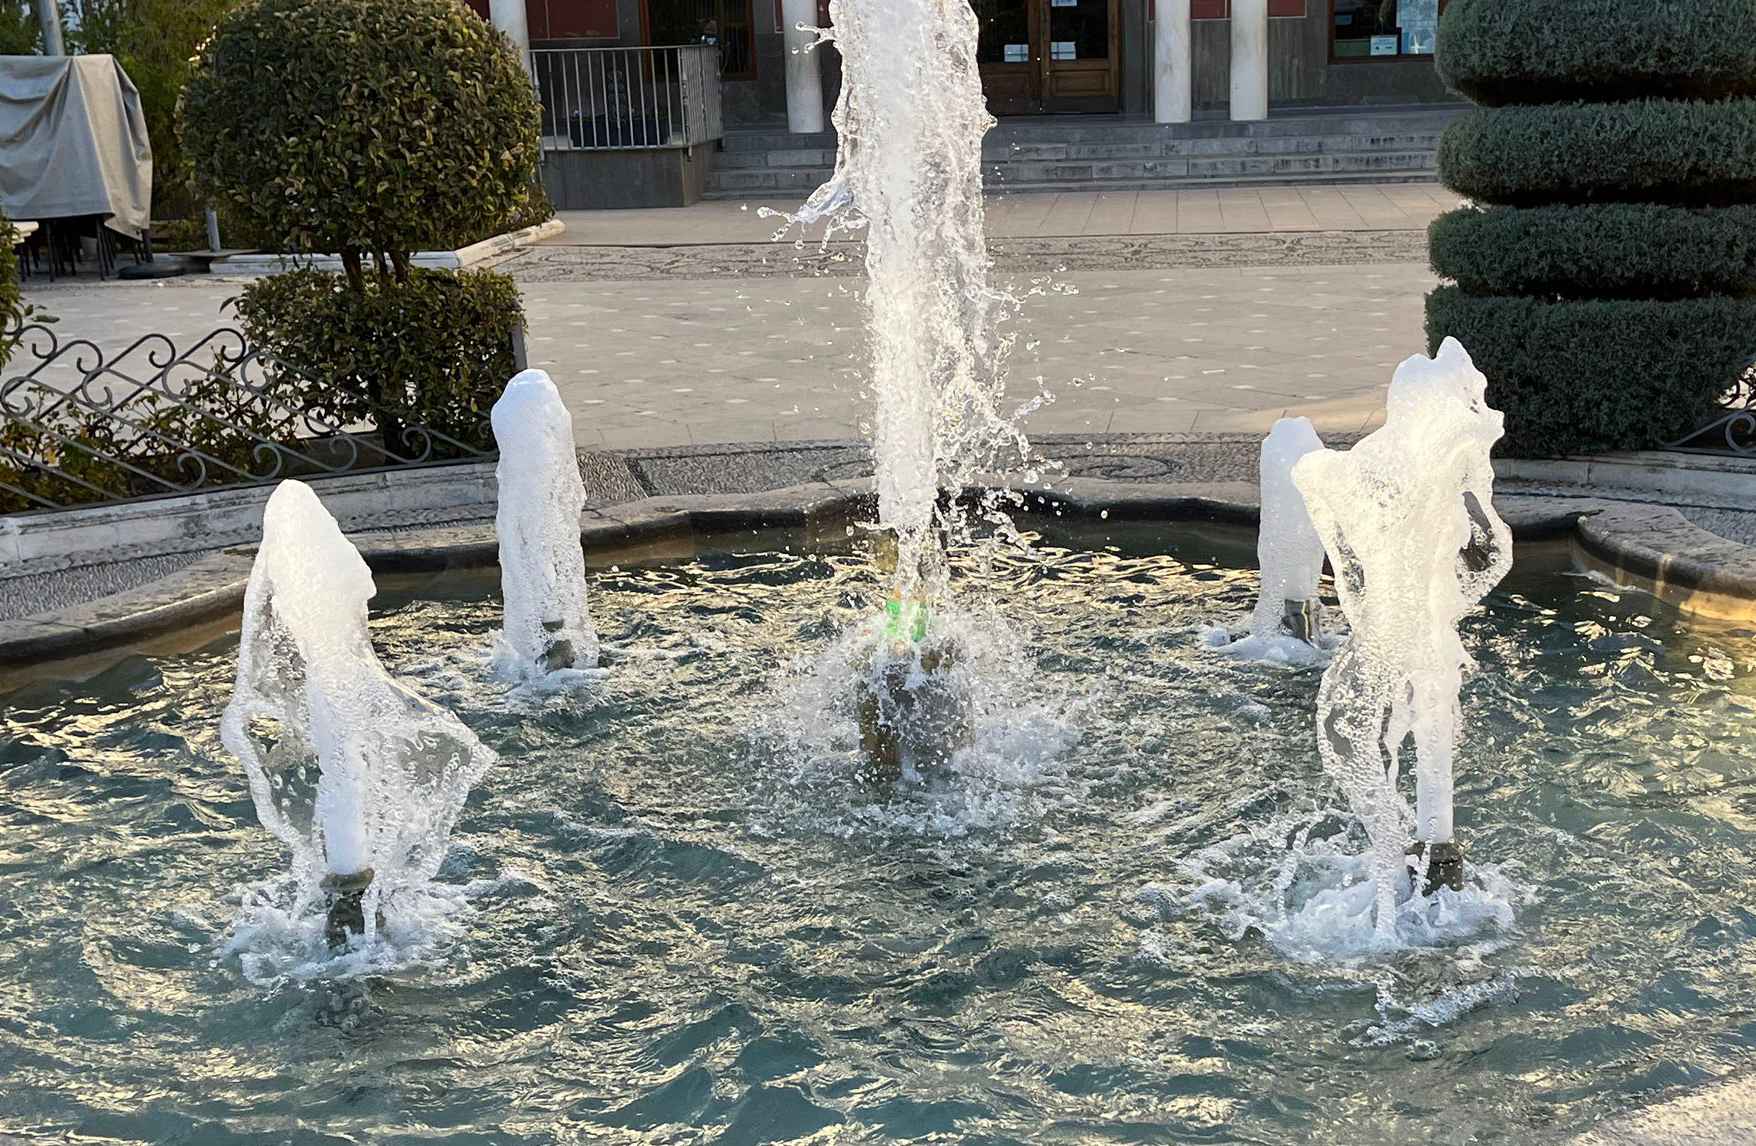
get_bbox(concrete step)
[702,161,1441,198]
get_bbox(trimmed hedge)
[235,268,524,450]
[1425,287,1756,456]
[1438,99,1756,207]
[1430,204,1756,300]
[181,0,540,264]
[1438,0,1756,107]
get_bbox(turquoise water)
[2,524,1755,1144]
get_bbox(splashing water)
[1252,417,1327,639]
[491,368,600,682]
[1290,338,1513,937]
[774,0,1036,601]
[219,481,499,964]
[1211,417,1333,665]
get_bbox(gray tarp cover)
[0,54,152,239]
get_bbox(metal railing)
[531,44,724,152]
[0,320,497,515]
[1665,355,1756,456]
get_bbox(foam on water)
[219,481,499,967]
[491,369,600,682]
[1291,338,1514,936]
[1156,805,1529,966]
[753,603,1090,839]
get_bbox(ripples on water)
[2,523,1754,1144]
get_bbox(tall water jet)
[779,0,1035,777]
[221,480,499,948]
[491,368,598,680]
[1290,338,1512,937]
[1252,417,1327,645]
[786,0,1029,600]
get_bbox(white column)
[1230,0,1268,122]
[782,0,825,135]
[489,0,531,73]
[1153,0,1192,124]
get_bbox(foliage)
[1428,3,1756,456]
[1429,204,1756,300]
[68,0,238,217]
[180,0,541,279]
[234,268,523,449]
[1437,99,1756,206]
[1426,288,1756,457]
[1438,0,1756,106]
[0,1,41,53]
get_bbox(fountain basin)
[2,511,1753,1143]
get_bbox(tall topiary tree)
[1427,0,1756,457]
[180,0,541,289]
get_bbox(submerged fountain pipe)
[222,481,498,946]
[1291,338,1512,927]
[491,369,598,679]
[1252,417,1326,644]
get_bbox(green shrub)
[1438,100,1756,206]
[234,268,523,451]
[1430,204,1756,300]
[1438,0,1756,106]
[1426,288,1756,456]
[180,0,541,273]
[0,2,41,53]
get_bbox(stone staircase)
[704,105,1464,199]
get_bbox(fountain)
[1290,337,1513,935]
[1208,417,1330,662]
[490,368,599,681]
[220,480,499,948]
[777,0,1037,777]
[1253,417,1327,646]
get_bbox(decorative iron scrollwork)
[0,317,496,514]
[1665,355,1756,456]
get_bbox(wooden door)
[1039,0,1119,112]
[975,0,1041,115]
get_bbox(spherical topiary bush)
[1427,0,1756,457]
[180,0,540,273]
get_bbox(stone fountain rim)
[2,467,1752,666]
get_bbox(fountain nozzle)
[322,869,379,948]
[1407,841,1464,895]
[1282,598,1322,645]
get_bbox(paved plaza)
[18,183,1449,450]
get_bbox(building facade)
[471,0,1456,128]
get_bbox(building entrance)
[974,0,1121,115]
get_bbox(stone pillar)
[1153,0,1192,124]
[1230,0,1268,122]
[782,0,825,135]
[489,0,531,74]
[34,0,64,56]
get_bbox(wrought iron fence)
[1665,355,1756,456]
[531,44,724,151]
[0,320,497,515]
